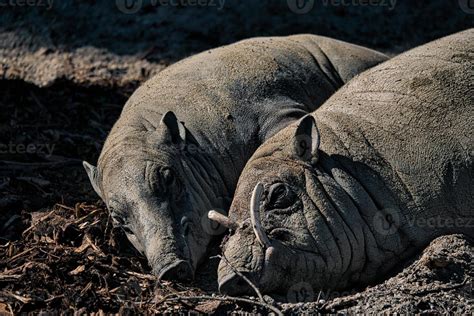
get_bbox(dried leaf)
[69,265,85,276]
[0,303,12,315]
[194,300,221,313]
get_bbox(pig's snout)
[157,259,194,281]
[218,271,256,295]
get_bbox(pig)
[83,34,388,281]
[215,29,474,296]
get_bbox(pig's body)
[218,29,473,295]
[84,34,388,280]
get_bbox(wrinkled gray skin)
[83,34,388,281]
[218,29,474,296]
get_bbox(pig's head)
[214,115,346,297]
[83,111,227,281]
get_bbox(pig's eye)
[110,208,126,226]
[108,200,128,225]
[267,183,295,210]
[110,209,134,235]
[161,168,175,186]
[121,225,134,235]
[160,167,183,198]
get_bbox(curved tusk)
[208,210,239,230]
[250,182,271,249]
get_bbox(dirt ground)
[0,1,473,314]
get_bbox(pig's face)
[216,116,342,297]
[84,112,226,281]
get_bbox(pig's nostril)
[237,278,247,287]
[157,260,194,281]
[218,272,255,296]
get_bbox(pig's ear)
[83,161,104,200]
[292,115,320,163]
[160,111,187,144]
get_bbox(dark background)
[1,0,473,61]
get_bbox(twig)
[7,303,13,315]
[39,248,60,260]
[22,209,56,237]
[83,235,106,257]
[80,282,93,296]
[6,247,36,263]
[213,254,266,304]
[45,295,64,303]
[165,295,283,316]
[0,274,22,281]
[316,290,323,302]
[411,277,469,296]
[126,271,157,281]
[1,291,32,304]
[153,292,186,305]
[55,204,76,212]
[321,297,358,312]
